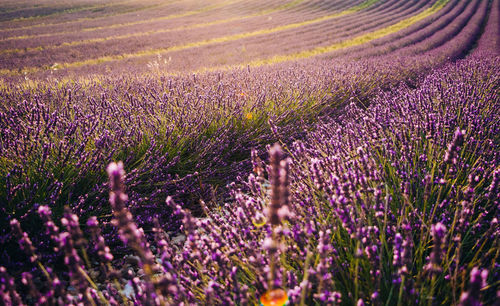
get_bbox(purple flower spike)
[10,219,38,263]
[444,128,465,165]
[425,222,447,275]
[459,267,489,306]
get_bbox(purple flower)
[459,267,489,306]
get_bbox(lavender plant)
[2,48,498,304]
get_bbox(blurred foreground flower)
[261,144,290,304]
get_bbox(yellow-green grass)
[0,0,380,76]
[0,0,240,42]
[0,0,307,55]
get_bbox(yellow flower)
[246,113,253,120]
[260,288,288,306]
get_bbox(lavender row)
[0,0,300,50]
[21,0,439,79]
[0,0,248,38]
[230,0,429,56]
[95,0,424,75]
[398,0,485,56]
[0,0,366,70]
[322,0,492,71]
[335,0,480,60]
[339,0,466,59]
[0,0,333,40]
[402,0,490,64]
[470,0,499,55]
[0,0,162,25]
[261,0,433,59]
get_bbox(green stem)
[299,251,312,306]
[269,226,277,290]
[354,241,360,303]
[397,276,405,306]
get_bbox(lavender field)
[0,0,499,304]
